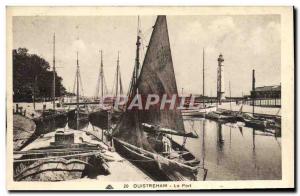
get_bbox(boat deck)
[15,128,152,182]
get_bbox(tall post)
[252,69,255,116]
[100,50,104,98]
[52,33,56,110]
[116,51,120,97]
[229,81,232,110]
[202,48,205,108]
[76,52,80,129]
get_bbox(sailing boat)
[35,33,68,130]
[113,16,207,181]
[67,52,89,130]
[89,51,123,130]
[181,48,215,117]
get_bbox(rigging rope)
[119,71,123,95]
[95,68,101,98]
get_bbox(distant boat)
[181,48,217,117]
[244,118,267,130]
[181,106,216,117]
[206,110,237,123]
[68,108,89,130]
[37,33,68,129]
[89,108,122,129]
[67,52,89,130]
[89,51,124,129]
[113,16,207,181]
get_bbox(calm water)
[173,118,282,180]
[47,115,281,181]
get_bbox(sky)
[13,15,281,97]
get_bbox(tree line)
[13,48,71,102]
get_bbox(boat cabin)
[51,130,75,146]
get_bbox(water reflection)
[201,120,205,168]
[176,118,282,180]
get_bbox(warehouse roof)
[254,85,281,92]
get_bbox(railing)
[242,98,281,107]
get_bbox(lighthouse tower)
[217,54,225,102]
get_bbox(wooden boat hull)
[34,112,68,135]
[14,147,109,181]
[41,110,68,128]
[68,118,89,130]
[67,110,89,130]
[244,119,266,130]
[67,109,89,118]
[181,110,206,117]
[89,110,122,129]
[206,112,237,123]
[13,114,37,151]
[14,158,87,181]
[113,138,207,181]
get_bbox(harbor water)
[19,101,281,181]
[173,118,282,180]
[89,117,282,181]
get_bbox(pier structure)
[217,54,225,103]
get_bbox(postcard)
[6,6,294,190]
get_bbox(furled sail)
[114,16,185,151]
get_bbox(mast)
[100,50,104,98]
[52,33,56,110]
[202,48,205,108]
[116,51,120,97]
[252,69,255,115]
[229,80,232,110]
[76,51,79,128]
[134,16,141,94]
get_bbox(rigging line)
[95,69,101,98]
[128,67,136,98]
[103,76,108,95]
[78,71,84,97]
[95,52,102,98]
[119,71,123,95]
[72,71,77,94]
[78,71,87,111]
[77,71,83,97]
[71,71,77,104]
[111,66,117,96]
[114,68,118,96]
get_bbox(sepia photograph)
[6,6,294,190]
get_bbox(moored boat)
[89,51,125,129]
[13,129,110,181]
[113,16,207,181]
[89,108,122,129]
[68,108,89,130]
[67,51,89,130]
[206,110,237,123]
[244,118,267,130]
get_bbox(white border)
[1,2,296,193]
